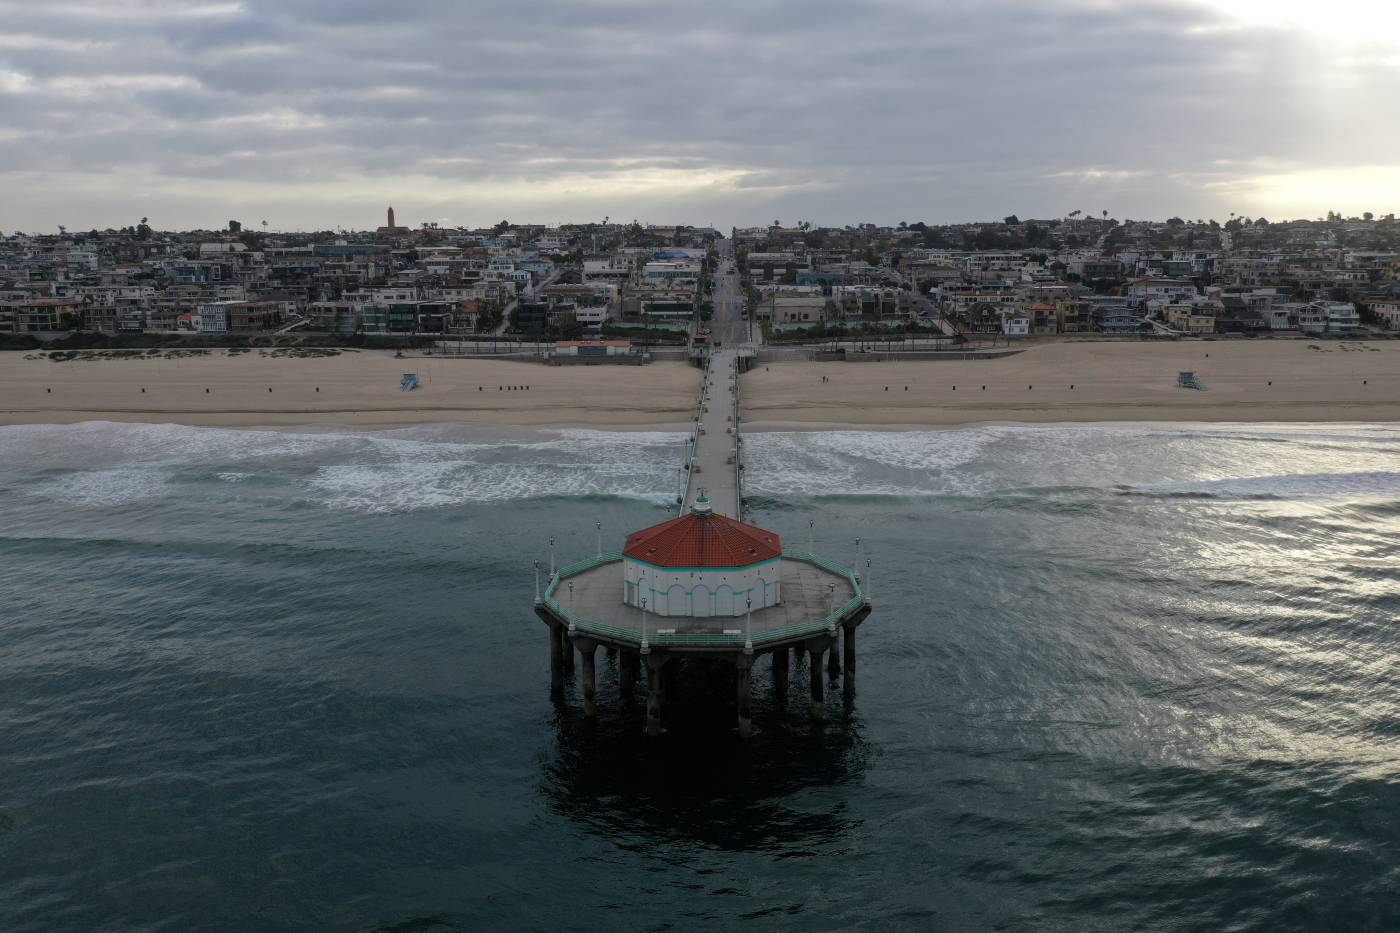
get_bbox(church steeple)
[387,206,396,229]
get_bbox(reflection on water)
[542,655,870,852]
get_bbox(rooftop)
[623,500,781,569]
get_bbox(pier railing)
[541,548,864,649]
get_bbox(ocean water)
[1,420,1398,931]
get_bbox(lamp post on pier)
[745,596,753,654]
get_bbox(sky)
[1,0,1398,232]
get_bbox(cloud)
[0,0,1396,230]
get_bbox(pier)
[534,277,873,735]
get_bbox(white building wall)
[621,558,782,618]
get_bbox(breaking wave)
[6,420,1400,513]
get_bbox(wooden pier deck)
[684,347,742,519]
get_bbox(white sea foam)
[43,466,171,507]
[9,421,1400,510]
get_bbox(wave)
[7,421,1400,512]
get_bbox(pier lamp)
[745,596,753,654]
[807,518,815,553]
[533,559,540,603]
[866,558,873,601]
[640,596,649,654]
[595,520,602,557]
[828,582,836,616]
[548,536,555,576]
[568,581,574,609]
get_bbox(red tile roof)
[624,513,781,568]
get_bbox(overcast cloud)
[1,0,1397,230]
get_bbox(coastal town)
[3,210,1400,352]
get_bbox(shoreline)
[4,417,1397,438]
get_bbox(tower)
[387,206,396,229]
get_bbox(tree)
[1166,217,1185,227]
[493,219,511,235]
[1364,211,1375,221]
[1003,215,1020,225]
[228,220,241,233]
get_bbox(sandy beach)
[1,339,1397,429]
[743,340,1400,428]
[0,349,701,428]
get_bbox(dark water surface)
[1,422,1397,931]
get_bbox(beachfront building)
[1101,309,1143,336]
[1000,310,1030,336]
[1315,301,1360,334]
[621,494,782,618]
[1295,303,1328,334]
[1026,303,1058,334]
[1163,305,1216,335]
[1369,298,1400,330]
[1055,299,1092,333]
[0,297,83,332]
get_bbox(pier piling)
[843,623,857,696]
[548,620,564,691]
[578,638,598,717]
[808,641,827,720]
[773,647,790,694]
[619,650,639,697]
[645,654,666,736]
[736,654,754,739]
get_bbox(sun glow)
[1201,0,1400,43]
